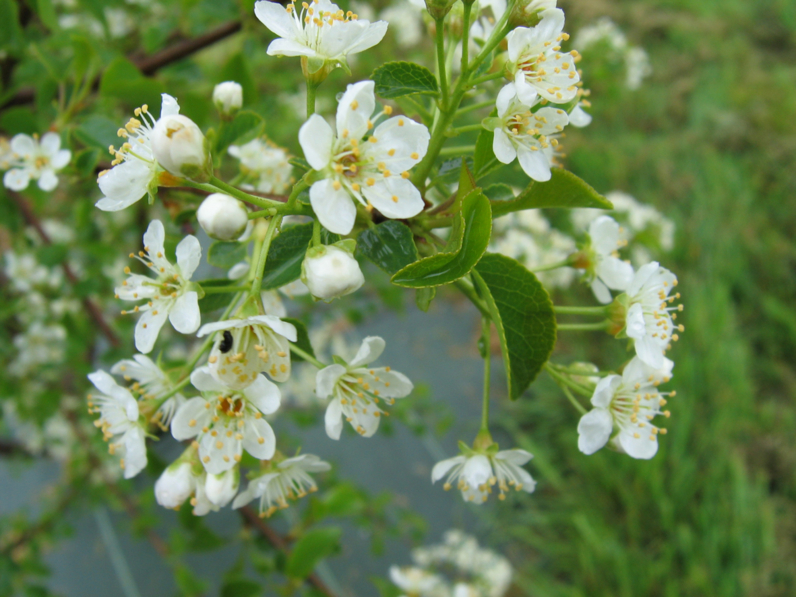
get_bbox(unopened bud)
[205,468,239,507]
[212,81,243,117]
[301,241,364,302]
[154,462,193,509]
[425,0,457,21]
[152,114,213,182]
[197,193,249,241]
[509,0,558,28]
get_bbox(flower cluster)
[390,530,513,597]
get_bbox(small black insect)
[219,330,234,353]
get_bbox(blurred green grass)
[492,1,796,595]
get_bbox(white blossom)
[151,113,211,181]
[96,94,180,211]
[232,453,331,517]
[505,8,579,106]
[111,354,186,428]
[2,132,71,192]
[574,18,651,90]
[488,83,568,182]
[299,80,430,234]
[229,139,294,194]
[155,461,195,509]
[581,215,634,304]
[87,370,147,479]
[9,322,67,376]
[171,367,281,475]
[302,242,365,301]
[116,220,202,354]
[197,315,298,388]
[155,458,239,514]
[196,193,250,241]
[389,566,448,597]
[577,356,674,459]
[379,3,425,48]
[213,81,243,115]
[432,448,536,504]
[316,336,413,439]
[624,261,683,369]
[255,0,388,69]
[3,251,52,292]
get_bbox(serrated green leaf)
[286,527,342,579]
[207,241,247,269]
[357,221,418,275]
[215,110,265,155]
[483,183,514,203]
[282,317,315,363]
[431,157,474,189]
[490,169,612,217]
[473,254,557,399]
[392,189,491,288]
[371,61,439,99]
[473,128,501,179]
[260,223,313,290]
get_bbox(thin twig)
[2,20,242,109]
[239,506,338,597]
[7,191,121,347]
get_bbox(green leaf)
[473,254,557,399]
[33,0,58,30]
[371,61,439,99]
[472,128,501,179]
[0,108,38,136]
[208,241,248,269]
[415,287,436,312]
[482,183,514,203]
[74,148,101,177]
[282,317,315,363]
[73,115,120,150]
[220,580,261,597]
[357,221,418,275]
[261,223,313,290]
[490,169,613,217]
[220,53,257,106]
[0,0,23,52]
[289,157,311,173]
[99,58,165,109]
[391,189,491,288]
[70,35,96,83]
[285,527,342,579]
[198,279,238,313]
[215,110,265,155]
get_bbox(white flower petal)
[496,83,517,118]
[517,147,552,181]
[171,397,210,440]
[316,364,346,398]
[362,177,424,220]
[4,168,31,191]
[350,336,385,367]
[618,427,658,460]
[254,0,297,39]
[169,292,201,334]
[492,128,517,164]
[267,38,317,57]
[597,257,634,291]
[324,398,344,440]
[51,149,72,169]
[309,179,356,235]
[249,315,297,342]
[96,159,152,211]
[37,169,58,192]
[190,366,228,393]
[336,80,376,141]
[40,132,61,155]
[431,455,465,483]
[590,278,612,304]
[122,426,147,479]
[242,418,276,460]
[243,375,282,415]
[591,375,621,408]
[176,235,202,280]
[160,93,180,117]
[635,334,664,369]
[577,408,613,455]
[134,308,169,354]
[299,115,334,171]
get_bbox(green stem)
[290,344,325,369]
[449,123,485,136]
[553,305,609,316]
[152,376,192,411]
[312,218,322,246]
[557,322,610,332]
[205,177,282,210]
[306,79,318,118]
[202,285,251,295]
[480,316,491,432]
[461,3,472,76]
[559,380,588,415]
[418,215,456,229]
[251,215,283,297]
[453,277,490,318]
[532,258,575,273]
[470,71,505,87]
[439,145,476,157]
[544,363,593,400]
[435,16,450,108]
[456,100,495,117]
[550,364,614,378]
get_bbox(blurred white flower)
[575,17,651,90]
[229,139,294,194]
[432,448,536,504]
[3,133,71,192]
[111,354,186,427]
[213,81,243,116]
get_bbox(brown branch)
[2,20,242,109]
[0,438,33,457]
[239,506,338,597]
[7,191,121,347]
